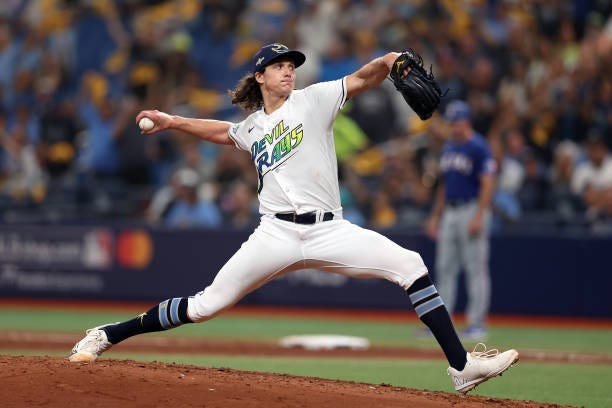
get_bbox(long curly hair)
[229,74,263,112]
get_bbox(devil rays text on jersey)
[250,120,303,175]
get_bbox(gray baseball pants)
[435,202,491,328]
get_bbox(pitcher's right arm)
[136,110,234,146]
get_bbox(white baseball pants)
[187,215,428,322]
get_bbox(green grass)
[2,306,612,407]
[4,349,611,408]
[1,307,611,354]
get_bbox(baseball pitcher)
[69,43,518,393]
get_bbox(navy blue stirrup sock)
[103,297,193,344]
[407,275,467,370]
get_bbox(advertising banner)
[1,225,610,317]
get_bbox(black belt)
[446,199,475,208]
[275,211,334,224]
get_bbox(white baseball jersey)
[186,76,428,324]
[228,78,347,216]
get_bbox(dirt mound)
[1,355,563,408]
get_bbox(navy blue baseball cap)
[251,43,306,73]
[444,100,472,122]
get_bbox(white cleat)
[447,343,519,394]
[68,324,115,362]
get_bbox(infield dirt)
[1,355,567,408]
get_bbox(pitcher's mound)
[2,355,556,407]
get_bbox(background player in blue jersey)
[425,100,496,340]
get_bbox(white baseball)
[138,117,155,131]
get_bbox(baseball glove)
[389,49,444,120]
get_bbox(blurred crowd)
[0,0,611,233]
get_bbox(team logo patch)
[271,44,288,54]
